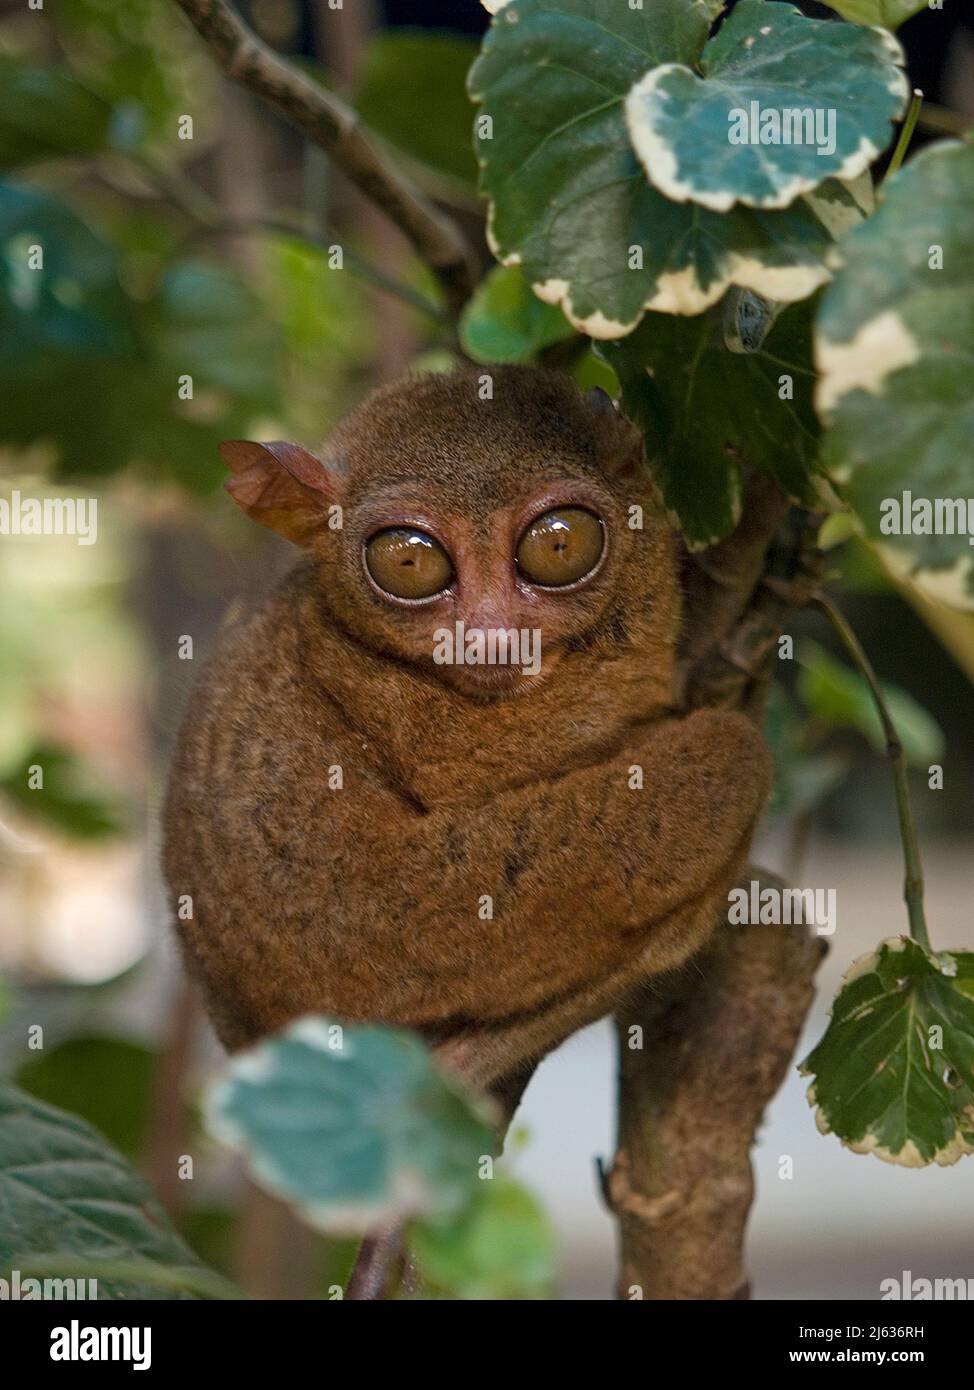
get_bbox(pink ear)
[220,440,338,547]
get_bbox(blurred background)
[0,0,972,1299]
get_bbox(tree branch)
[171,0,478,316]
[607,875,825,1300]
[610,493,828,1299]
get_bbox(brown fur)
[163,367,771,1087]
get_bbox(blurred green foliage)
[767,641,945,820]
[355,31,480,192]
[15,1035,156,1157]
[0,58,113,168]
[0,742,123,840]
[206,1016,553,1300]
[54,0,217,149]
[0,0,381,495]
[409,1174,554,1300]
[796,640,945,767]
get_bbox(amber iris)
[516,507,604,587]
[365,527,453,599]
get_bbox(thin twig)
[208,217,450,324]
[813,591,930,950]
[885,88,924,184]
[345,1224,404,1301]
[171,0,478,316]
[143,980,198,1216]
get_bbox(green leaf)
[460,264,575,363]
[409,1175,554,1300]
[265,235,371,363]
[0,1083,217,1298]
[625,0,907,212]
[356,31,480,187]
[601,296,820,546]
[815,137,974,605]
[796,640,945,765]
[0,742,123,840]
[16,1037,157,1162]
[470,0,836,334]
[12,1253,240,1301]
[802,937,974,1166]
[570,348,620,397]
[206,1018,497,1236]
[817,1,928,29]
[803,171,875,242]
[0,59,113,169]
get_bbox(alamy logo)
[0,1269,97,1300]
[727,879,837,936]
[880,491,974,543]
[433,622,542,676]
[50,1320,151,1371]
[881,1270,974,1300]
[728,101,837,157]
[0,489,97,545]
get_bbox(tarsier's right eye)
[365,527,454,600]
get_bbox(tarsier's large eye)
[365,527,453,600]
[516,507,604,588]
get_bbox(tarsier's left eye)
[365,527,454,600]
[516,507,604,588]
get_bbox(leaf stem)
[813,592,930,950]
[884,89,924,184]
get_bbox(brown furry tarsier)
[163,366,771,1098]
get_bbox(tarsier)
[163,367,771,1095]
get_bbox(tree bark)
[607,879,826,1300]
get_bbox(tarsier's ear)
[220,440,340,547]
[585,387,644,481]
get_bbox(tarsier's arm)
[328,707,769,1087]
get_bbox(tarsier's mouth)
[437,654,563,701]
[442,663,535,696]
